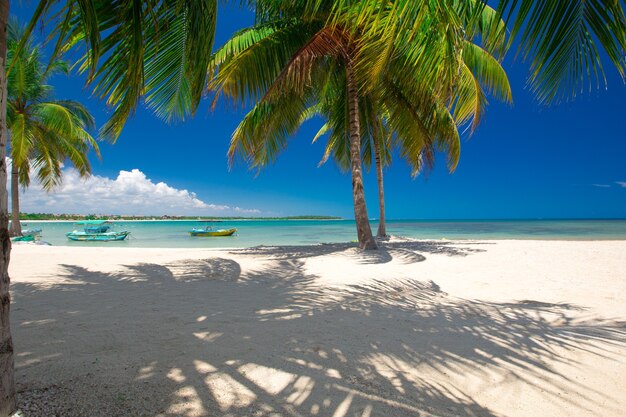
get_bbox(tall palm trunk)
[0,1,17,415]
[345,58,377,250]
[9,162,20,237]
[373,131,387,238]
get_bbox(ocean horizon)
[16,218,626,248]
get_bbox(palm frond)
[266,26,350,99]
[229,91,312,169]
[312,122,330,144]
[34,0,217,139]
[8,113,35,168]
[31,145,63,191]
[210,20,316,105]
[498,0,626,102]
[451,42,512,131]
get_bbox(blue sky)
[11,3,626,219]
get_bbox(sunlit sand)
[10,239,626,416]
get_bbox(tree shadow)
[10,254,626,417]
[232,239,487,265]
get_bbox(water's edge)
[15,219,626,248]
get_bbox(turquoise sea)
[16,219,626,248]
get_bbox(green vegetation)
[210,2,515,249]
[18,213,342,221]
[25,1,218,140]
[6,20,98,236]
[216,4,511,239]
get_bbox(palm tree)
[211,1,512,246]
[0,3,13,414]
[225,27,511,239]
[209,9,416,250]
[6,21,99,237]
[281,89,448,241]
[213,0,624,250]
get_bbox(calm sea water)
[15,219,626,248]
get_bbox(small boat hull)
[12,235,35,242]
[67,231,130,241]
[189,228,237,237]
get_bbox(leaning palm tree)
[6,21,99,237]
[0,7,15,414]
[209,5,459,249]
[226,25,511,239]
[212,1,511,246]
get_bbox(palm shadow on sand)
[233,239,490,265]
[10,243,626,417]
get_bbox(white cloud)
[592,182,626,189]
[8,160,260,216]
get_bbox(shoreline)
[15,220,626,247]
[12,236,626,250]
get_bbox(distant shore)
[15,213,344,223]
[21,218,346,223]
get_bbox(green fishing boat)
[67,220,130,241]
[189,221,237,237]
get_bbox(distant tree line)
[17,213,342,221]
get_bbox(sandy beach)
[8,239,626,417]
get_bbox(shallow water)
[15,219,626,248]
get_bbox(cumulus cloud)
[8,161,260,216]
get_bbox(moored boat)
[189,222,237,237]
[11,234,36,242]
[11,225,43,242]
[67,221,130,241]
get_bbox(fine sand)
[9,239,626,417]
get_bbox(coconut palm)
[263,85,449,240]
[224,25,511,239]
[209,10,436,249]
[211,1,512,247]
[0,5,13,414]
[6,21,99,237]
[216,25,384,248]
[212,0,624,250]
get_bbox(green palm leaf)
[21,0,218,140]
[6,21,99,192]
[498,0,625,102]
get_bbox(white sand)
[8,239,626,417]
